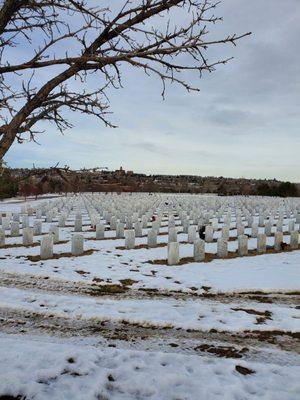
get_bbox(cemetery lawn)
[0,194,299,400]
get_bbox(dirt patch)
[232,308,273,325]
[92,277,104,283]
[201,286,211,292]
[284,291,300,296]
[247,295,273,304]
[3,239,68,250]
[195,344,249,359]
[232,308,272,318]
[25,249,98,262]
[119,279,138,287]
[75,270,90,276]
[244,329,300,344]
[116,242,169,250]
[235,365,255,375]
[85,284,128,295]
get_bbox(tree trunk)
[0,128,17,160]
[0,0,28,35]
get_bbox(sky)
[4,0,300,182]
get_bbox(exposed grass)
[25,249,97,262]
[2,239,68,250]
[85,284,128,296]
[195,344,249,359]
[119,279,138,287]
[231,308,273,324]
[235,365,255,375]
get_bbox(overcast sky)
[5,0,300,182]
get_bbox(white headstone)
[13,213,20,222]
[33,220,42,236]
[251,223,258,238]
[116,222,125,238]
[188,226,197,244]
[40,235,53,260]
[194,239,205,262]
[274,231,283,251]
[217,238,228,258]
[0,229,5,247]
[211,218,218,231]
[290,231,299,250]
[2,216,10,230]
[72,233,84,255]
[10,221,20,237]
[23,227,33,246]
[49,225,59,243]
[45,212,53,223]
[258,215,265,227]
[125,230,135,249]
[205,225,214,243]
[141,215,148,229]
[237,224,244,236]
[147,229,157,247]
[221,226,230,241]
[238,235,248,256]
[58,215,66,227]
[288,220,295,233]
[168,242,180,265]
[134,221,142,238]
[96,223,105,239]
[257,233,266,253]
[110,216,117,230]
[265,221,272,236]
[168,227,177,243]
[74,216,82,232]
[183,220,190,234]
[276,219,283,232]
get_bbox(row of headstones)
[46,192,299,228]
[82,192,300,213]
[63,193,300,224]
[2,193,300,243]
[82,193,300,238]
[40,233,84,260]
[0,198,88,243]
[78,193,300,239]
[167,231,300,265]
[0,198,72,228]
[1,206,299,241]
[0,223,61,247]
[120,218,300,250]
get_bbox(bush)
[0,169,18,199]
[256,181,298,197]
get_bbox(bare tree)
[0,0,250,159]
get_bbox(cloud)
[203,107,264,128]
[4,0,300,182]
[128,141,172,157]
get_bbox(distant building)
[116,166,126,176]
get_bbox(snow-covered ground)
[0,193,299,399]
[1,334,299,400]
[1,285,299,332]
[0,194,62,212]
